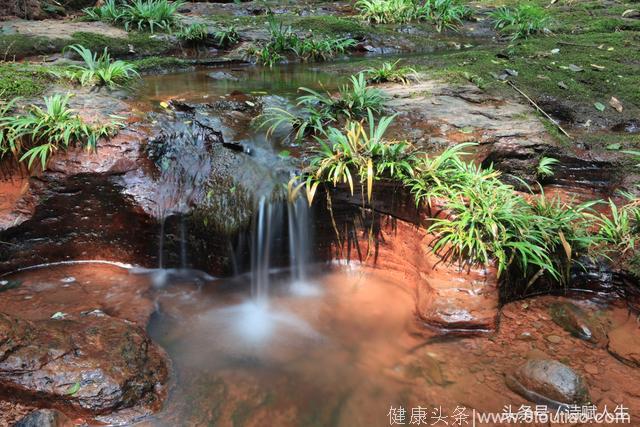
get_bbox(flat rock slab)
[0,312,168,417]
[5,19,128,40]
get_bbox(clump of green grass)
[176,23,209,43]
[416,0,473,32]
[84,0,184,33]
[55,44,139,88]
[355,0,416,24]
[489,4,550,40]
[536,156,559,179]
[0,93,121,170]
[300,112,418,203]
[591,196,640,257]
[213,26,239,49]
[365,60,417,84]
[355,0,472,30]
[260,72,387,141]
[249,17,356,67]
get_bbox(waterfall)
[249,194,314,304]
[288,196,311,284]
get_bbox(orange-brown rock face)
[333,216,500,334]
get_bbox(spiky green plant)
[291,38,356,62]
[59,45,139,88]
[591,197,640,256]
[259,72,387,140]
[303,112,418,203]
[365,60,417,84]
[213,26,240,48]
[537,156,559,179]
[177,23,209,42]
[490,4,550,40]
[415,0,472,32]
[122,0,184,32]
[1,94,120,169]
[355,0,416,24]
[83,0,123,23]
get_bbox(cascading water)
[248,193,315,304]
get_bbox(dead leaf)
[568,64,583,72]
[590,64,605,71]
[622,9,640,18]
[557,81,568,89]
[609,96,623,113]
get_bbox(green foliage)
[85,0,184,33]
[301,112,418,204]
[213,26,239,48]
[365,60,417,84]
[83,0,123,23]
[416,0,473,32]
[259,72,387,141]
[250,17,356,66]
[56,44,139,88]
[177,23,209,42]
[355,0,472,29]
[591,197,640,256]
[0,94,121,170]
[355,0,416,24]
[405,144,597,281]
[536,156,559,179]
[490,4,550,40]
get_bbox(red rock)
[0,312,169,419]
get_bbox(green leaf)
[67,382,81,396]
[278,150,291,158]
[594,102,606,112]
[606,143,621,151]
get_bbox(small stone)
[518,332,535,341]
[546,335,562,344]
[549,302,606,345]
[505,359,591,408]
[60,276,76,283]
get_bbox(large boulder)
[505,359,591,408]
[0,312,169,416]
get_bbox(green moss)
[0,31,174,60]
[0,34,67,59]
[132,56,191,72]
[0,63,52,99]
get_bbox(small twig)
[506,80,572,140]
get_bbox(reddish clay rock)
[608,317,640,367]
[347,216,499,333]
[0,312,169,417]
[505,359,591,408]
[0,263,155,326]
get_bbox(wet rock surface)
[0,311,169,417]
[505,359,591,408]
[608,317,640,367]
[549,301,607,345]
[14,409,73,427]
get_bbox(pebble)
[546,335,562,344]
[60,276,76,283]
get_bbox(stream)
[1,58,639,426]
